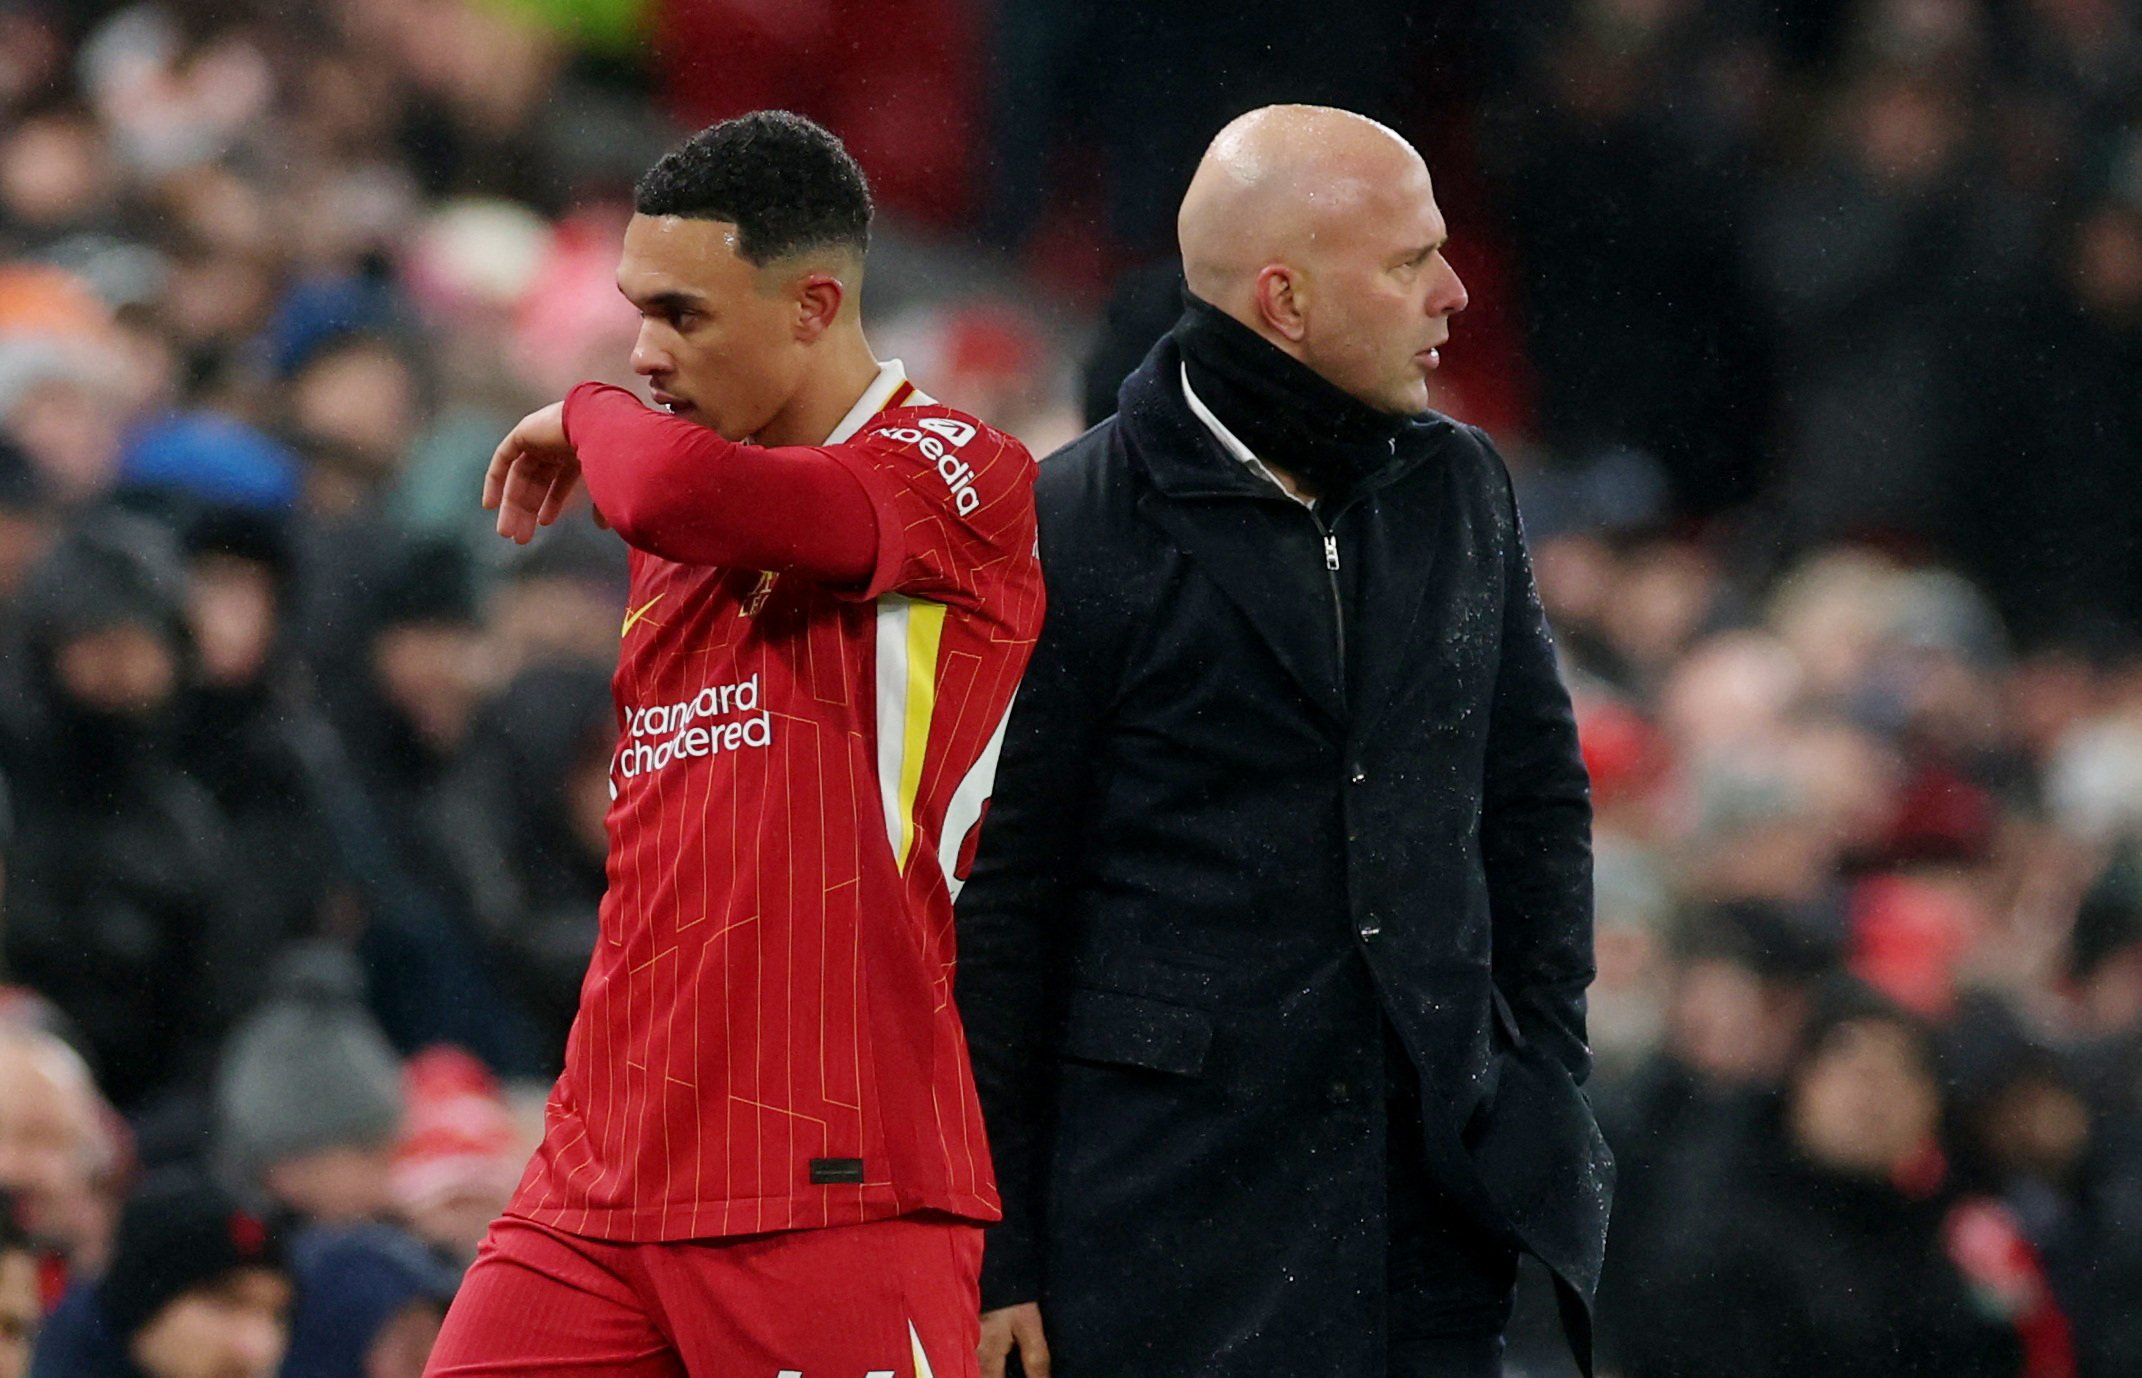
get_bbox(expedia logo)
[875,418,981,517]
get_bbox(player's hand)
[483,401,608,542]
[979,1302,1049,1378]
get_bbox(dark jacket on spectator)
[174,510,348,1026]
[436,659,613,1064]
[958,335,1609,1376]
[28,1282,151,1378]
[3,518,227,1111]
[308,539,549,1074]
[283,1222,459,1378]
[1594,1056,1776,1378]
[1663,1100,2023,1378]
[174,677,347,1020]
[2073,1025,2142,1378]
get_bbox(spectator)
[479,525,628,683]
[30,1173,292,1378]
[434,660,612,1062]
[1597,900,1839,1377]
[214,946,404,1228]
[173,508,349,1024]
[1942,995,2095,1354]
[281,1222,458,1378]
[316,540,547,1072]
[1962,197,2142,643]
[0,1194,43,1378]
[1489,4,1768,515]
[387,1047,524,1269]
[284,332,429,523]
[0,1024,121,1283]
[2067,851,2142,1378]
[330,541,485,859]
[0,514,227,1114]
[0,336,123,510]
[1661,982,2035,1378]
[1742,62,2000,552]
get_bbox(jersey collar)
[824,359,932,444]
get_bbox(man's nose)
[1435,262,1469,317]
[630,326,669,377]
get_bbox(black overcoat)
[957,338,1613,1376]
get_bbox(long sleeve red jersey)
[507,361,1043,1242]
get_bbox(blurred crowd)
[0,0,2135,1376]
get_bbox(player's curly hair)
[635,111,872,265]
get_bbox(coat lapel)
[1133,489,1347,724]
[1116,346,1347,726]
[1343,431,1461,740]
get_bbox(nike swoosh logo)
[621,594,665,637]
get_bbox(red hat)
[389,1047,521,1216]
[1849,872,1979,1018]
[1575,695,1666,808]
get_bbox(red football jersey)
[508,362,1043,1242]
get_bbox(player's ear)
[1255,264,1309,343]
[793,271,846,342]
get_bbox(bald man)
[958,107,1611,1378]
[0,1027,120,1282]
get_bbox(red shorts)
[424,1213,982,1377]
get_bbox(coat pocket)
[1488,983,1527,1049]
[1057,987,1215,1078]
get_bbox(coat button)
[1358,922,1381,941]
[1349,767,1367,785]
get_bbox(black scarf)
[1171,291,1417,496]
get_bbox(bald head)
[1175,105,1467,414]
[1179,106,1428,309]
[0,1026,118,1268]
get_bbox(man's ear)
[794,272,847,341]
[1254,264,1308,343]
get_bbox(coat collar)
[1118,336,1452,502]
[1114,337,1463,738]
[1180,363,1314,507]
[1118,337,1294,501]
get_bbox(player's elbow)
[585,458,707,560]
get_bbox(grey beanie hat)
[217,943,404,1188]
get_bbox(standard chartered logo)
[616,673,773,780]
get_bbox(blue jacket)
[282,1224,459,1378]
[30,1284,146,1378]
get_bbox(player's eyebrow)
[622,286,709,315]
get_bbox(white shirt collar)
[824,358,932,444]
[1179,362,1313,508]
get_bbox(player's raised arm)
[553,382,880,581]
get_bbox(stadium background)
[0,0,2138,1374]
